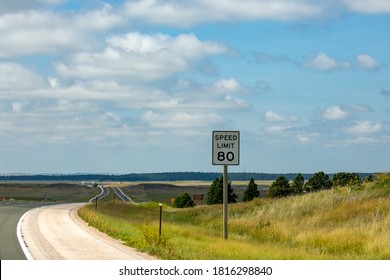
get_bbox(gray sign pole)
[223,164,228,239]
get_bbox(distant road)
[88,186,134,203]
[0,201,53,260]
[20,203,154,260]
[112,187,133,202]
[88,185,110,202]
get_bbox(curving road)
[88,185,110,202]
[0,201,54,260]
[20,203,155,260]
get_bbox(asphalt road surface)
[20,203,155,260]
[88,185,110,202]
[0,201,53,260]
[112,187,134,202]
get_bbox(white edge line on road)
[17,207,37,260]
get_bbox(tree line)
[0,171,373,182]
[267,171,373,198]
[173,171,376,208]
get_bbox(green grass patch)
[78,183,390,260]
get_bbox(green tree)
[207,176,237,205]
[364,174,374,182]
[304,171,332,192]
[173,193,195,208]
[333,172,362,187]
[268,176,291,198]
[243,178,260,202]
[291,173,305,194]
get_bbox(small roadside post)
[212,130,240,240]
[159,202,163,238]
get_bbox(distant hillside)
[0,171,373,182]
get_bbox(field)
[0,180,270,203]
[0,182,99,202]
[106,180,271,204]
[4,178,390,259]
[79,180,390,260]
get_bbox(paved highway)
[20,203,154,260]
[1,184,146,260]
[112,187,134,202]
[88,185,110,202]
[0,201,53,260]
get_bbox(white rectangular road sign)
[212,131,240,165]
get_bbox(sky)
[0,0,389,174]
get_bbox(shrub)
[304,171,332,192]
[268,176,291,198]
[373,173,390,188]
[333,172,362,187]
[173,193,195,208]
[291,173,305,195]
[243,178,260,202]
[207,176,237,204]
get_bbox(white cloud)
[12,102,23,113]
[124,0,323,27]
[297,133,319,142]
[343,0,390,14]
[265,125,295,133]
[356,54,380,70]
[0,63,45,90]
[141,110,223,129]
[212,78,247,94]
[102,112,121,123]
[223,95,248,109]
[107,32,169,54]
[0,0,66,13]
[304,52,351,71]
[56,32,228,81]
[0,11,74,57]
[265,111,299,122]
[347,121,382,134]
[0,6,122,58]
[322,106,349,120]
[48,77,59,89]
[107,32,226,59]
[146,79,249,111]
[74,3,123,31]
[35,81,168,103]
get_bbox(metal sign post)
[212,131,240,240]
[223,165,228,239]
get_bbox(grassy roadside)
[78,181,390,260]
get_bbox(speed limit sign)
[212,131,240,165]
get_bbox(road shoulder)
[20,203,156,260]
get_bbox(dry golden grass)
[79,181,390,260]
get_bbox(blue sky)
[0,0,389,174]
